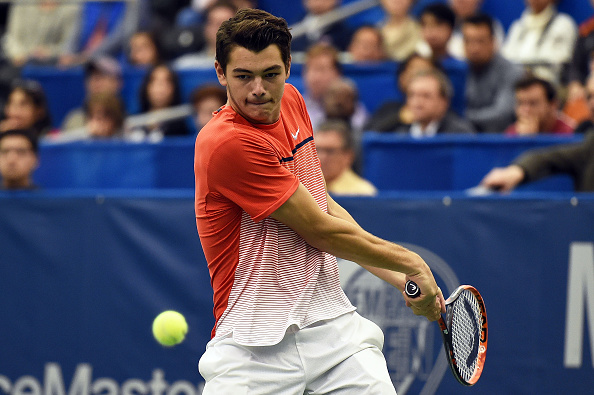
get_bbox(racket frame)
[405,281,488,386]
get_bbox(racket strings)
[450,290,482,381]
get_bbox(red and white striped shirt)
[194,84,354,346]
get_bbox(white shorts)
[198,311,397,395]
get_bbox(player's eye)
[265,73,280,78]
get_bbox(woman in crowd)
[127,63,190,141]
[0,80,52,138]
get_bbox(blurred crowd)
[0,0,593,193]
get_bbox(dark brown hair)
[86,93,126,130]
[216,8,291,74]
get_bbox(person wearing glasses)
[0,129,39,190]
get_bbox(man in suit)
[396,68,475,136]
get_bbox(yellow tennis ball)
[152,310,188,346]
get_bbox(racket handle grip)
[405,280,421,298]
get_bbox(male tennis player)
[194,8,446,394]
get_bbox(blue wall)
[1,192,593,394]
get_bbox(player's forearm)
[303,212,428,277]
[326,194,408,290]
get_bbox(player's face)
[0,135,37,185]
[216,44,290,124]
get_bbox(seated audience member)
[127,31,161,67]
[501,0,577,84]
[419,2,458,63]
[314,119,377,196]
[378,0,428,61]
[173,0,237,69]
[574,74,594,134]
[505,76,574,136]
[175,0,256,27]
[322,78,369,135]
[0,129,39,190]
[2,0,80,67]
[56,93,126,141]
[447,0,504,60]
[126,64,190,142]
[86,93,126,139]
[291,0,353,52]
[564,1,594,124]
[190,83,227,132]
[62,57,123,131]
[365,53,438,132]
[395,69,475,136]
[59,0,147,66]
[463,14,525,133]
[479,131,594,192]
[346,25,387,63]
[302,43,343,130]
[0,80,52,138]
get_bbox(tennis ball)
[152,310,188,346]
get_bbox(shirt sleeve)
[207,132,299,222]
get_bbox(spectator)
[378,0,428,61]
[501,0,577,84]
[61,57,123,131]
[479,131,594,192]
[126,63,190,141]
[190,83,227,132]
[302,43,342,130]
[463,14,524,133]
[346,25,387,63]
[85,93,126,139]
[419,2,457,63]
[322,78,368,135]
[314,119,377,196]
[291,0,353,52]
[127,31,161,67]
[505,75,574,136]
[59,0,147,66]
[0,129,39,190]
[564,0,594,124]
[0,80,52,138]
[446,0,504,60]
[365,53,438,132]
[396,69,475,136]
[2,0,80,67]
[173,0,237,69]
[574,74,594,134]
[175,0,256,27]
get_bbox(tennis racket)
[405,280,488,386]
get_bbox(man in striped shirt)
[194,8,445,394]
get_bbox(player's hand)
[402,274,445,322]
[480,165,525,193]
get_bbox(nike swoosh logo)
[291,128,300,140]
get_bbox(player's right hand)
[402,275,445,322]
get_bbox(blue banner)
[1,191,593,394]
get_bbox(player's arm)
[325,192,407,292]
[271,183,445,320]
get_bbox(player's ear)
[215,61,228,87]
